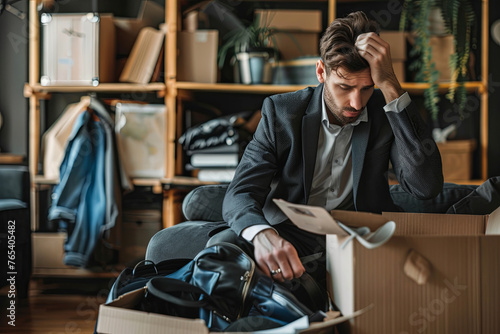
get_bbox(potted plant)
[400,0,476,121]
[218,18,279,84]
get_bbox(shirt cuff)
[241,225,278,242]
[383,91,411,113]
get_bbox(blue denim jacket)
[48,98,119,267]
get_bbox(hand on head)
[355,32,405,101]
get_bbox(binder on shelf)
[119,27,165,84]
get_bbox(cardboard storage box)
[273,200,500,334]
[255,9,322,32]
[380,31,406,82]
[431,35,455,82]
[177,30,218,83]
[32,232,67,269]
[120,210,162,264]
[255,9,322,60]
[273,32,320,61]
[326,208,500,334]
[437,139,476,181]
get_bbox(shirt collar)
[321,88,368,128]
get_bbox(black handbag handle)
[146,277,211,309]
[297,272,330,311]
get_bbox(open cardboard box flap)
[273,198,500,237]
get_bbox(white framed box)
[41,13,100,86]
[115,103,166,178]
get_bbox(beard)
[324,86,363,126]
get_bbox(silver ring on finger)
[270,268,282,276]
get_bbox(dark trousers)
[145,220,326,288]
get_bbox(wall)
[488,1,500,177]
[0,0,28,155]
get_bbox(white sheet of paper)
[253,316,309,334]
[273,199,349,236]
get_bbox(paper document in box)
[273,199,348,236]
[273,199,396,249]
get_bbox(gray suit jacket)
[223,84,443,236]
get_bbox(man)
[221,11,443,283]
[146,11,443,286]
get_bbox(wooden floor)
[0,278,112,333]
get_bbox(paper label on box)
[196,31,208,43]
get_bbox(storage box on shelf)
[380,30,406,83]
[177,30,219,83]
[437,139,477,182]
[255,9,322,61]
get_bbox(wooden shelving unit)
[26,0,489,275]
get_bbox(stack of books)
[186,143,240,182]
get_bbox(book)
[190,153,239,168]
[119,27,165,84]
[196,168,237,182]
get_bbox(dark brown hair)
[319,11,380,76]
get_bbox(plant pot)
[234,48,275,84]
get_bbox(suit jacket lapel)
[302,84,323,201]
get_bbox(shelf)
[175,81,485,95]
[0,153,25,164]
[176,81,316,94]
[33,174,214,189]
[28,82,166,94]
[32,267,123,278]
[401,82,485,94]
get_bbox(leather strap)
[146,277,211,309]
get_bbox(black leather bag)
[108,242,324,332]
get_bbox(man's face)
[316,60,375,126]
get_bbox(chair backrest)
[0,165,29,203]
[182,184,229,222]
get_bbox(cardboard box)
[437,139,476,181]
[97,286,367,334]
[177,30,218,83]
[380,31,406,82]
[430,35,455,82]
[255,9,322,61]
[99,14,117,83]
[393,60,405,83]
[120,210,161,264]
[255,9,322,32]
[380,31,407,61]
[273,31,320,61]
[326,209,500,334]
[32,232,66,269]
[273,200,500,334]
